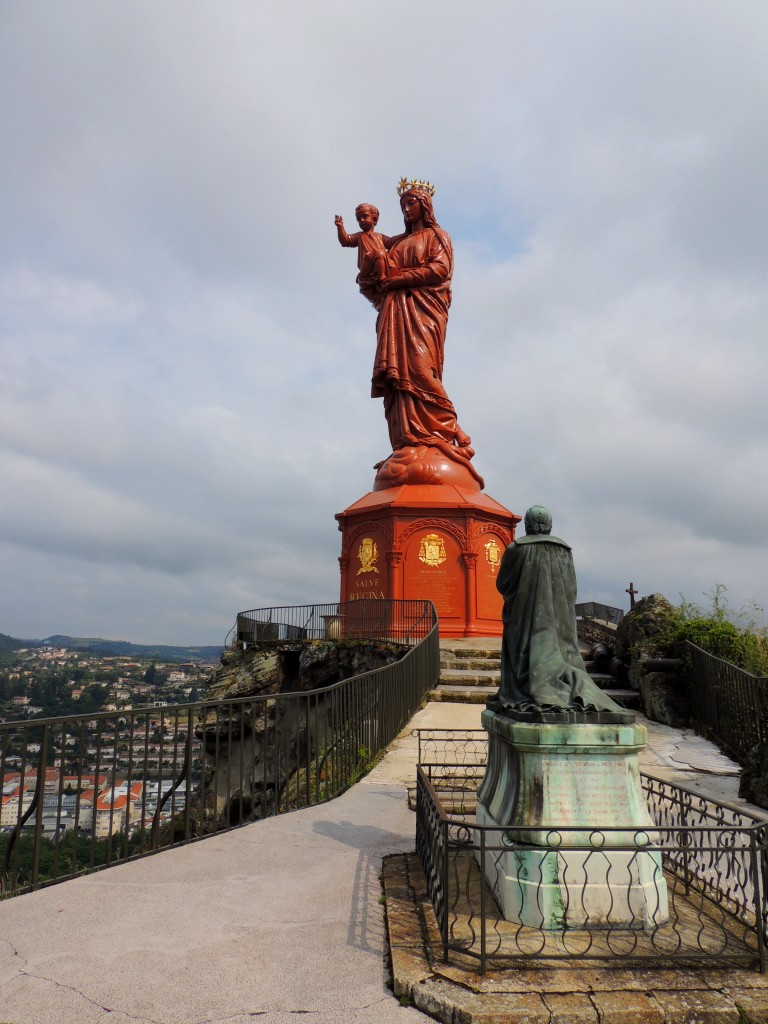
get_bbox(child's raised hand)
[334,214,343,226]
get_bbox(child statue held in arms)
[334,203,392,307]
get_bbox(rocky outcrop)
[205,648,281,701]
[615,594,675,664]
[639,671,690,729]
[197,639,408,827]
[739,743,768,809]
[205,639,406,702]
[614,594,691,727]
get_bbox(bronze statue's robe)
[495,535,623,713]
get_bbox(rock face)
[197,640,407,827]
[613,594,691,727]
[639,671,690,729]
[205,648,281,701]
[206,640,405,701]
[615,594,676,663]
[739,743,768,809]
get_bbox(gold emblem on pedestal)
[356,537,379,575]
[484,539,502,573]
[418,533,446,567]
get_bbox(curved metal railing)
[0,600,439,899]
[414,729,768,973]
[229,598,436,649]
[682,641,768,763]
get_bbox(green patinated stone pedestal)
[475,710,669,930]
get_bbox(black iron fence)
[231,599,435,648]
[415,730,768,973]
[683,641,768,763]
[0,601,438,899]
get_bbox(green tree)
[79,684,109,713]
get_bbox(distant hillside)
[4,633,223,664]
[0,633,26,664]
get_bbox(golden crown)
[397,177,436,197]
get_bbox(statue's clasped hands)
[379,271,405,292]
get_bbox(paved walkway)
[0,702,761,1024]
[367,701,750,810]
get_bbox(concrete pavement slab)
[0,697,763,1024]
[0,782,430,1024]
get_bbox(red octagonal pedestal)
[336,469,521,638]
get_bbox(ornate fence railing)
[414,730,768,973]
[0,601,438,899]
[682,641,768,763]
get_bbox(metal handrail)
[234,599,434,648]
[682,640,768,763]
[0,600,439,899]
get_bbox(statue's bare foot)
[456,429,472,448]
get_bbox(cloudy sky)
[1,1,766,644]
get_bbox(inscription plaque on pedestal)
[346,530,388,602]
[475,713,669,929]
[407,531,464,625]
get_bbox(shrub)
[660,585,768,676]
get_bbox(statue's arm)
[334,216,357,247]
[381,239,451,290]
[496,544,518,598]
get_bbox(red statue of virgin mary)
[335,178,519,637]
[337,179,483,490]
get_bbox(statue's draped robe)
[496,535,623,713]
[372,227,471,463]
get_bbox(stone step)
[603,688,642,710]
[431,680,641,710]
[439,668,500,687]
[439,666,622,686]
[589,671,618,690]
[434,643,639,709]
[432,687,641,711]
[438,647,505,663]
[429,685,496,704]
[440,655,501,671]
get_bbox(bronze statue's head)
[524,505,552,535]
[400,188,438,232]
[355,203,379,226]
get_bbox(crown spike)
[396,177,436,197]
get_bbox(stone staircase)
[431,644,502,704]
[431,639,640,710]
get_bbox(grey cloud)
[1,0,766,641]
